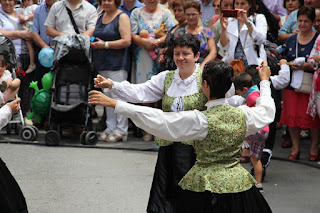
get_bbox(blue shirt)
[32,2,53,45]
[119,0,144,17]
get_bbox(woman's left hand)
[237,9,248,23]
[88,90,117,108]
[288,62,312,71]
[90,37,106,49]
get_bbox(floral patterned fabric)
[178,105,256,193]
[130,7,174,83]
[155,68,208,146]
[173,26,213,58]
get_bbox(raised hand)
[94,74,113,89]
[88,90,117,108]
[258,61,271,81]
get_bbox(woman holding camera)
[218,0,267,66]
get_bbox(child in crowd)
[234,70,269,193]
[0,55,21,103]
[17,0,38,74]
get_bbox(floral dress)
[173,26,213,59]
[130,7,174,84]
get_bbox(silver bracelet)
[104,41,109,49]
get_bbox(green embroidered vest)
[154,68,208,146]
[178,106,256,193]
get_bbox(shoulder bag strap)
[65,6,80,34]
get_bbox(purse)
[294,35,313,94]
[230,59,245,75]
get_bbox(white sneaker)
[255,183,264,193]
[24,117,33,126]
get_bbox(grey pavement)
[0,106,320,212]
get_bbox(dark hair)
[297,6,316,21]
[283,0,304,10]
[255,0,279,43]
[234,0,256,17]
[184,1,201,13]
[172,0,185,9]
[234,72,253,91]
[202,60,234,99]
[173,34,200,55]
[0,55,8,68]
[114,0,121,8]
[245,65,260,85]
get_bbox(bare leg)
[310,128,319,156]
[251,156,263,184]
[288,126,301,154]
[4,79,20,102]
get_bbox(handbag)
[230,59,245,75]
[294,35,313,94]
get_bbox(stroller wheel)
[45,130,61,146]
[80,131,86,145]
[85,131,98,145]
[31,126,39,141]
[20,126,36,141]
[6,124,12,135]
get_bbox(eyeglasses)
[185,13,199,17]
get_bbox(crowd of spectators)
[1,0,320,199]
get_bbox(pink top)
[247,91,269,133]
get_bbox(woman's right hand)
[142,38,158,51]
[220,15,228,31]
[94,74,113,89]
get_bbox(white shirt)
[270,64,290,90]
[0,105,12,130]
[218,14,268,65]
[115,80,275,141]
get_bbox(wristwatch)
[245,21,252,28]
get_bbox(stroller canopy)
[52,34,92,70]
[0,35,17,69]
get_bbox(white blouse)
[114,80,275,141]
[111,64,235,112]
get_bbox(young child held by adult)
[0,55,21,103]
[17,0,38,74]
[234,70,269,193]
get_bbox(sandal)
[106,133,128,142]
[239,155,250,163]
[281,140,292,148]
[309,154,319,161]
[288,152,300,160]
[98,130,110,141]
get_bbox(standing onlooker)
[16,0,38,74]
[207,0,220,28]
[174,1,217,67]
[32,0,57,89]
[119,0,144,17]
[278,0,320,44]
[218,0,267,66]
[45,0,98,38]
[91,0,131,142]
[158,0,187,71]
[0,0,34,126]
[261,0,287,23]
[234,71,269,193]
[211,0,233,58]
[198,0,215,27]
[279,6,320,161]
[281,0,304,26]
[130,0,174,141]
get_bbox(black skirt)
[0,158,28,213]
[175,186,272,213]
[147,143,196,213]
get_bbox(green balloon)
[42,72,53,90]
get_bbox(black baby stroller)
[0,35,28,137]
[44,35,98,146]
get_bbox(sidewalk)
[1,124,320,169]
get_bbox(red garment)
[280,89,320,129]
